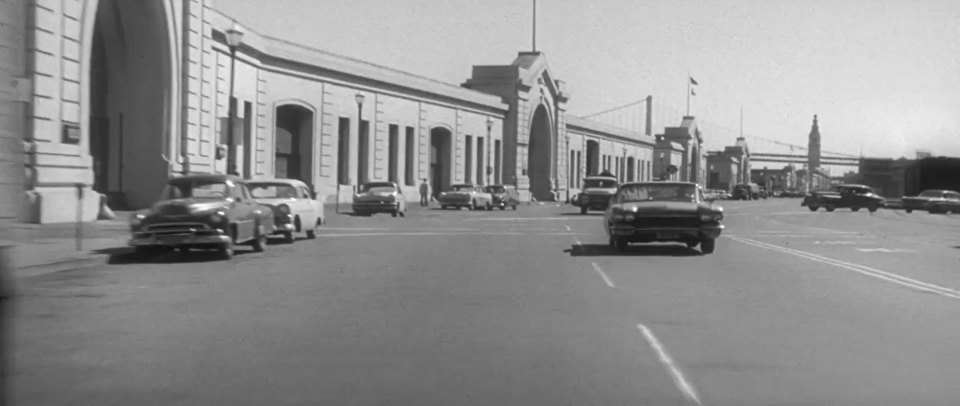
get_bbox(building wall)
[1,0,27,236]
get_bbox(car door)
[297,185,317,229]
[228,181,255,241]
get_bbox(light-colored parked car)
[901,189,960,213]
[248,178,324,243]
[925,190,960,214]
[438,184,494,210]
[353,181,408,217]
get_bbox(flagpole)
[532,0,536,52]
[686,73,690,116]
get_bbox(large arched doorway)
[430,127,452,196]
[275,105,314,186]
[585,140,600,176]
[88,0,172,209]
[527,105,554,201]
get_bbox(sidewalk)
[9,212,133,277]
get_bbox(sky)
[216,0,960,164]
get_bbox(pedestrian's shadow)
[564,243,702,257]
[99,247,253,264]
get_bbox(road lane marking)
[590,262,615,288]
[729,236,960,300]
[464,217,597,221]
[321,227,477,231]
[856,248,917,253]
[564,224,571,231]
[637,323,702,406]
[317,232,526,237]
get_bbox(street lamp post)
[224,21,244,176]
[486,117,493,185]
[355,93,366,191]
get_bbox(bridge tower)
[808,115,821,190]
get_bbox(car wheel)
[391,211,398,218]
[700,238,716,254]
[686,240,700,248]
[808,205,819,211]
[580,207,588,214]
[470,200,478,210]
[868,204,878,213]
[399,209,406,217]
[217,241,234,260]
[441,205,448,210]
[512,204,517,211]
[905,208,913,213]
[282,231,295,244]
[499,206,505,211]
[826,205,836,212]
[251,223,268,252]
[613,237,628,252]
[306,225,318,239]
[485,202,492,210]
[851,207,860,212]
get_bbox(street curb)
[15,255,110,280]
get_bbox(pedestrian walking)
[419,179,431,207]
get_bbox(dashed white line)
[729,236,960,300]
[637,323,702,406]
[590,262,616,288]
[316,232,526,237]
[564,224,571,231]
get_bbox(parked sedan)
[802,184,886,212]
[484,184,519,210]
[438,184,494,210]
[604,182,724,254]
[248,178,324,243]
[926,190,960,214]
[128,174,275,259]
[353,181,408,217]
[901,189,960,213]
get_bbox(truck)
[572,173,619,214]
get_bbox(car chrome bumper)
[129,232,231,247]
[609,225,724,240]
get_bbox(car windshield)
[616,184,697,202]
[451,185,474,191]
[160,180,229,199]
[485,186,506,193]
[919,190,945,197]
[361,183,396,193]
[248,183,298,198]
[584,179,617,188]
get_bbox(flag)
[690,77,698,86]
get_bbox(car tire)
[686,240,700,248]
[391,211,398,218]
[826,205,836,212]
[580,207,588,214]
[613,237,628,252]
[282,231,295,244]
[808,205,819,211]
[470,200,478,211]
[485,202,492,210]
[905,208,913,213]
[499,206,505,211]
[851,207,860,212]
[217,241,234,260]
[251,223,268,253]
[399,210,406,217]
[868,204,878,213]
[700,238,716,254]
[512,204,517,211]
[441,205,448,210]
[306,224,317,239]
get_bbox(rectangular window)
[464,135,473,184]
[337,117,350,185]
[358,120,369,185]
[388,124,399,182]
[647,161,652,181]
[494,140,502,184]
[405,126,415,186]
[576,151,582,188]
[477,136,485,185]
[242,101,253,178]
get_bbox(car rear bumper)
[609,225,723,241]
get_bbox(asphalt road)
[9,199,960,405]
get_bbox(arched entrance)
[87,0,173,209]
[430,127,452,196]
[586,140,600,176]
[528,105,554,201]
[275,105,314,186]
[627,157,635,181]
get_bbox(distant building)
[859,157,913,197]
[751,165,797,192]
[656,116,705,185]
[705,136,750,191]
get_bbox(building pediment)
[512,52,568,103]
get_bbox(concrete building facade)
[15,0,675,223]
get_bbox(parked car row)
[128,174,325,260]
[900,189,960,214]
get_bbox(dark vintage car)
[732,183,762,200]
[572,175,619,214]
[353,181,408,217]
[483,184,519,210]
[604,182,724,254]
[900,189,960,213]
[128,174,276,259]
[802,184,886,212]
[925,190,960,214]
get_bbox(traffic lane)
[13,223,687,405]
[581,227,960,405]
[727,203,960,291]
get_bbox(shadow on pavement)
[560,212,603,216]
[565,244,702,257]
[101,247,254,265]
